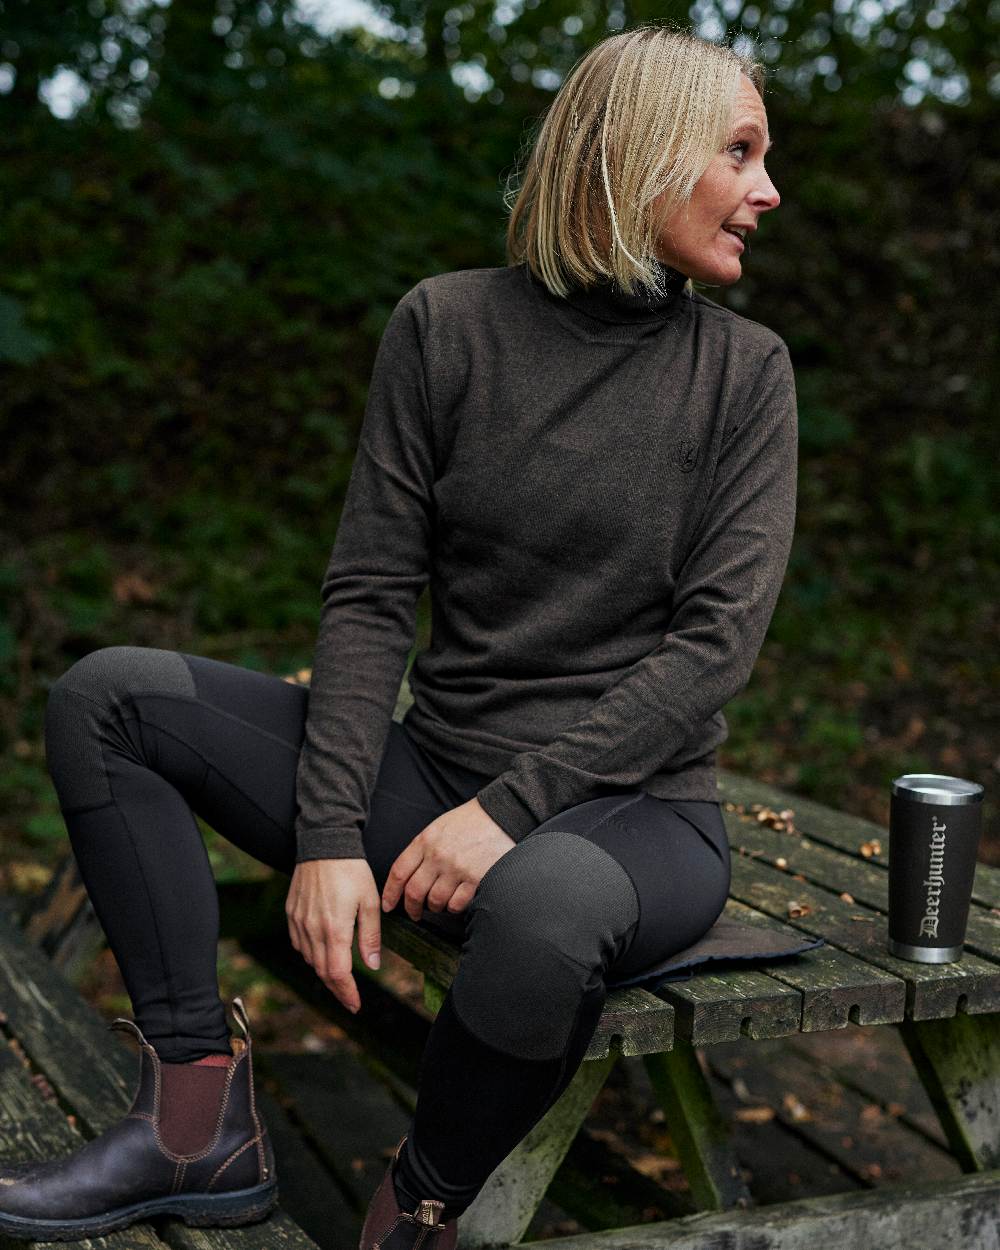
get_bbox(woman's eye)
[728,141,750,162]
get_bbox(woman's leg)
[391,788,730,1220]
[42,645,450,1062]
[44,648,727,1217]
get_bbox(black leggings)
[43,646,730,1219]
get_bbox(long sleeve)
[293,286,434,862]
[474,339,798,841]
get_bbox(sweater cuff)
[475,778,539,842]
[295,828,367,863]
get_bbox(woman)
[0,23,795,1248]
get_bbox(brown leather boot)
[359,1135,458,1250]
[0,996,277,1241]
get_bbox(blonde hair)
[504,23,766,301]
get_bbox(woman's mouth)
[721,226,745,251]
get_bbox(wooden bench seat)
[0,895,320,1250]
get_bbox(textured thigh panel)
[449,830,639,1060]
[44,646,197,810]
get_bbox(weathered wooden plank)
[641,1042,752,1213]
[248,1082,362,1250]
[703,1038,960,1189]
[534,1123,696,1228]
[654,964,802,1045]
[0,1039,166,1247]
[162,1224,322,1250]
[259,1050,410,1209]
[19,852,107,987]
[724,815,1000,965]
[518,1166,1000,1248]
[0,906,135,1136]
[693,900,907,1034]
[0,908,319,1249]
[686,1056,865,1205]
[718,769,1000,912]
[780,1025,950,1150]
[726,849,1000,1019]
[897,1011,1000,1172]
[380,910,462,987]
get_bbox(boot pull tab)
[231,996,251,1042]
[417,1199,445,1228]
[108,1017,149,1048]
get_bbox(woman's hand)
[381,797,516,921]
[286,858,381,1015]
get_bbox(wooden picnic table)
[5,680,1000,1248]
[350,766,1000,1248]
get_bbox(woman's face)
[653,73,779,285]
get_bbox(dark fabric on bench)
[606,914,825,989]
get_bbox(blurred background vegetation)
[1,0,997,913]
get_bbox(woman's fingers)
[321,928,362,1013]
[382,841,423,912]
[356,891,382,969]
[447,880,477,914]
[402,862,439,922]
[286,862,375,1013]
[425,873,461,913]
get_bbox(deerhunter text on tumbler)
[888,773,985,964]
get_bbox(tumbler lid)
[891,773,984,806]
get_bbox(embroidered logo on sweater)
[671,440,701,473]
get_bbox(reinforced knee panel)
[44,646,196,811]
[449,830,639,1060]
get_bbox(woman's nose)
[752,171,780,212]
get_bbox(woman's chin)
[688,258,743,287]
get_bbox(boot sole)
[0,1178,278,1240]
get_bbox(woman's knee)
[44,646,195,808]
[50,646,195,711]
[448,830,639,1061]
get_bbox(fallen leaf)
[782,1092,812,1122]
[734,1105,775,1123]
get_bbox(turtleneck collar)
[547,258,690,325]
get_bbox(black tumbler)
[887,773,985,963]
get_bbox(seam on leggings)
[59,798,120,818]
[584,792,646,833]
[100,734,179,1044]
[550,976,603,1103]
[122,691,303,754]
[661,800,728,867]
[119,712,294,837]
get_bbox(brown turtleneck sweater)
[293,260,798,862]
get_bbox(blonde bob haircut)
[504,23,767,302]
